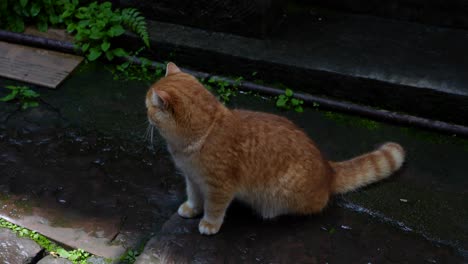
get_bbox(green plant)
[121,8,149,47]
[113,57,164,82]
[276,88,304,112]
[203,76,241,103]
[63,1,149,61]
[324,111,381,130]
[0,85,40,110]
[120,249,137,263]
[0,0,149,63]
[0,218,92,263]
[56,248,90,263]
[0,0,77,32]
[118,237,149,264]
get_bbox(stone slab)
[37,255,72,264]
[1,214,125,259]
[0,227,43,264]
[136,207,463,264]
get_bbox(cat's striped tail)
[329,142,405,194]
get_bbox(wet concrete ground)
[0,62,467,262]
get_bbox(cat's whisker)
[150,125,155,146]
[133,121,150,128]
[144,124,151,141]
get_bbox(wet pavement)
[0,64,184,258]
[137,203,462,264]
[0,62,467,262]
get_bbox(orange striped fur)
[146,63,406,235]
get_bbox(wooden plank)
[0,41,83,89]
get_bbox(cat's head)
[146,62,222,144]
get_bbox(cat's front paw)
[177,201,201,218]
[198,218,222,235]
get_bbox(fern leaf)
[122,8,149,47]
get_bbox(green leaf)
[57,248,70,258]
[105,50,114,61]
[68,252,79,261]
[22,89,39,98]
[87,47,102,61]
[20,0,28,8]
[75,7,88,19]
[66,23,76,32]
[30,3,41,17]
[0,92,17,102]
[11,16,25,32]
[112,48,127,57]
[61,9,74,19]
[294,106,304,113]
[119,61,130,70]
[81,43,90,52]
[49,14,59,24]
[89,30,104,40]
[74,32,84,41]
[285,88,293,97]
[276,97,287,107]
[101,41,110,51]
[37,21,48,32]
[108,24,125,37]
[291,98,300,106]
[29,102,39,107]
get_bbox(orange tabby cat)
[146,62,405,235]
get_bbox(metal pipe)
[1,30,467,138]
[0,29,76,53]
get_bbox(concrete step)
[294,0,468,30]
[123,10,468,127]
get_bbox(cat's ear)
[152,90,170,110]
[165,62,181,77]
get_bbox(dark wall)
[299,0,468,30]
[112,0,285,38]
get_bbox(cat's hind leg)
[199,188,234,235]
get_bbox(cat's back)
[233,110,298,132]
[230,110,323,159]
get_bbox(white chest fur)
[168,146,205,186]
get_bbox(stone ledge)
[135,204,463,264]
[122,11,468,126]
